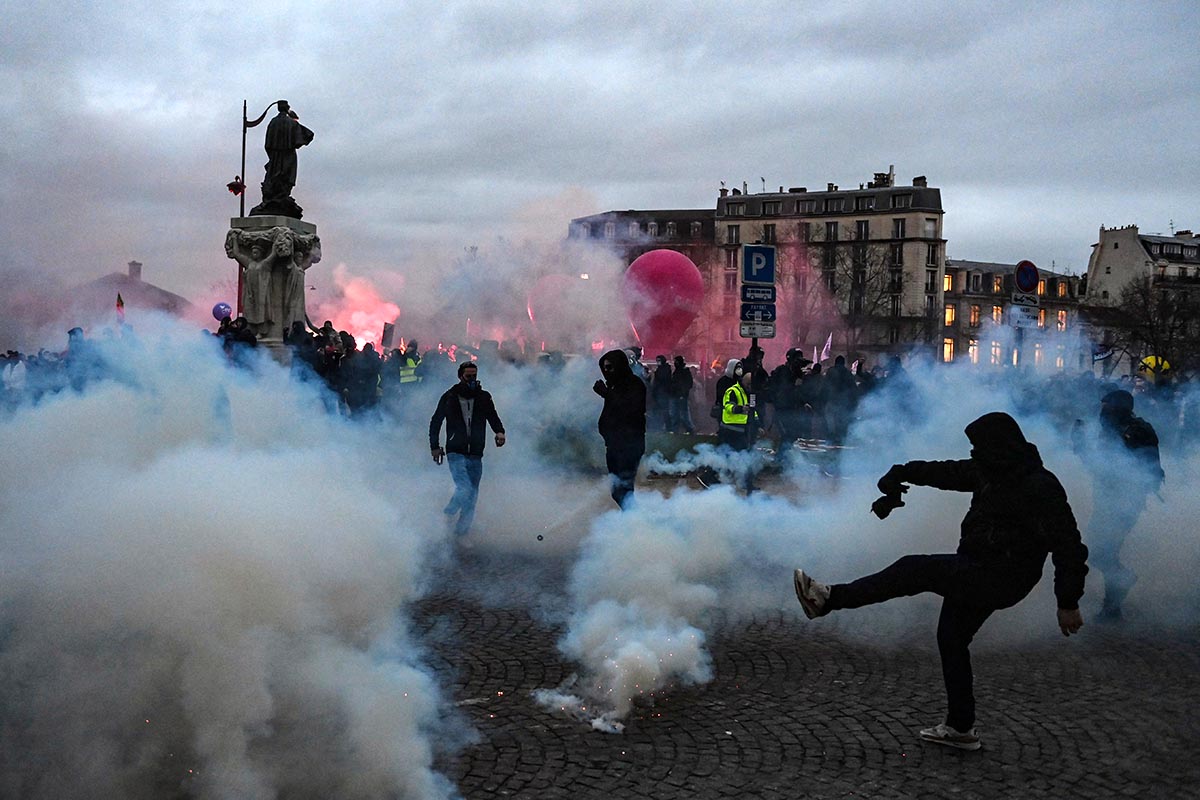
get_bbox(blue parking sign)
[742,245,776,286]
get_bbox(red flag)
[116,293,125,323]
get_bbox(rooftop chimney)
[128,260,143,281]
[719,187,728,197]
[1175,230,1193,239]
[912,175,928,187]
[827,183,836,192]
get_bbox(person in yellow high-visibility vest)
[398,340,422,385]
[719,363,758,451]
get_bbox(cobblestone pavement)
[418,552,1200,800]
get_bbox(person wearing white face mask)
[429,361,506,537]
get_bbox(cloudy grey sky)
[2,0,1197,304]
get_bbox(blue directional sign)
[741,284,776,302]
[742,244,777,286]
[740,303,776,322]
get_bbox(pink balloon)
[621,249,704,355]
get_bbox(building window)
[927,244,939,267]
[722,295,736,315]
[993,274,1003,293]
[893,218,906,239]
[1180,267,1190,279]
[799,222,811,241]
[855,196,875,211]
[990,341,1002,365]
[971,273,982,292]
[795,271,807,293]
[823,269,836,291]
[969,305,981,327]
[1037,308,1046,328]
[628,221,640,237]
[890,296,901,317]
[1034,343,1044,367]
[825,221,839,241]
[763,201,781,216]
[727,225,740,245]
[723,272,738,292]
[725,249,738,271]
[925,270,937,293]
[925,294,935,313]
[943,272,953,292]
[889,327,901,344]
[853,245,868,268]
[943,338,955,362]
[1037,279,1046,296]
[799,199,817,214]
[762,224,776,244]
[690,221,702,238]
[647,222,658,236]
[1055,347,1065,370]
[823,246,837,268]
[944,304,956,326]
[924,218,937,238]
[968,339,979,364]
[603,222,616,238]
[666,221,677,236]
[1114,241,1119,249]
[1057,309,1067,331]
[889,269,903,293]
[856,220,870,240]
[992,305,1003,323]
[727,202,746,216]
[1102,290,1109,300]
[890,244,904,267]
[825,197,845,212]
[892,194,912,209]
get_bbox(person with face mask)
[429,361,506,537]
[792,412,1088,752]
[594,349,647,508]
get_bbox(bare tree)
[1089,273,1200,375]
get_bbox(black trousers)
[826,553,1044,731]
[605,443,644,509]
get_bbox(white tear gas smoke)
[0,316,458,800]
[537,356,1200,730]
[643,444,769,488]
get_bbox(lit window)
[970,305,981,327]
[944,304,956,326]
[1037,279,1046,296]
[943,273,953,292]
[992,305,1003,323]
[1057,282,1066,297]
[727,225,740,245]
[1034,343,1044,366]
[968,339,979,364]
[1057,310,1067,331]
[1055,347,1065,370]
[993,275,1003,293]
[1037,309,1046,328]
[990,341,1002,365]
[943,337,955,362]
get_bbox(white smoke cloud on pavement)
[0,319,457,800]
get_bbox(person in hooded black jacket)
[793,412,1088,752]
[593,349,647,508]
[429,361,505,536]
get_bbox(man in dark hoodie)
[792,412,1088,752]
[429,361,506,536]
[594,349,647,508]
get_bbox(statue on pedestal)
[248,100,314,220]
[225,227,321,341]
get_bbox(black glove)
[877,464,909,496]
[871,493,906,519]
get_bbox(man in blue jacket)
[429,361,505,536]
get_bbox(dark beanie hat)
[1101,389,1135,413]
[964,411,1027,452]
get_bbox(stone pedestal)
[225,216,322,344]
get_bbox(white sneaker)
[793,569,830,619]
[919,722,981,751]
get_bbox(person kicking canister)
[793,412,1088,751]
